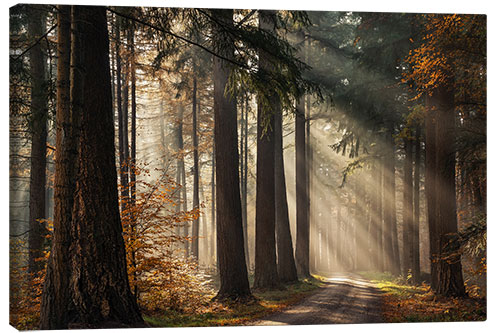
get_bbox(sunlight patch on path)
[251,273,384,326]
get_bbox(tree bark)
[211,8,251,300]
[402,137,414,277]
[115,17,127,213]
[128,23,138,297]
[40,6,74,329]
[336,205,343,268]
[28,4,48,276]
[241,97,250,269]
[383,125,399,275]
[295,95,309,278]
[121,25,130,211]
[374,159,384,271]
[412,126,422,283]
[211,138,216,267]
[433,83,466,297]
[192,76,200,261]
[69,6,143,326]
[129,25,136,207]
[425,94,438,290]
[253,10,280,290]
[175,104,189,257]
[275,98,298,283]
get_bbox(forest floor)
[249,271,486,326]
[144,277,324,327]
[145,271,486,327]
[249,273,385,326]
[359,271,487,323]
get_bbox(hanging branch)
[11,24,57,62]
[106,7,250,70]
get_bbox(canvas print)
[9,3,486,330]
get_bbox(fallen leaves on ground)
[380,282,486,322]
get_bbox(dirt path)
[251,273,385,326]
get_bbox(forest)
[9,3,486,330]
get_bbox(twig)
[107,7,250,70]
[11,24,57,62]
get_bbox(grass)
[144,277,323,327]
[358,271,486,323]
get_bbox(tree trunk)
[211,8,251,300]
[128,23,138,297]
[121,26,130,211]
[115,17,127,213]
[305,45,313,275]
[295,95,309,278]
[336,205,343,268]
[173,104,189,257]
[241,97,250,269]
[69,6,143,326]
[402,137,414,277]
[383,126,399,275]
[192,76,200,261]
[433,84,466,297]
[176,104,189,258]
[389,142,401,276]
[386,125,401,276]
[374,159,384,271]
[275,99,298,283]
[306,95,315,273]
[40,6,74,329]
[412,126,422,283]
[28,4,48,276]
[254,10,280,289]
[347,191,354,270]
[211,138,216,267]
[328,206,335,271]
[129,24,136,206]
[425,94,438,290]
[359,181,370,271]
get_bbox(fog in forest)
[9,5,486,329]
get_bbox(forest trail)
[251,273,385,326]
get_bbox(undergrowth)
[358,271,486,323]
[144,277,323,327]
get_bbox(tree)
[42,6,144,327]
[191,75,200,261]
[402,136,414,276]
[275,101,298,283]
[115,16,128,213]
[425,96,438,289]
[433,82,465,297]
[240,96,250,269]
[412,125,422,283]
[295,94,309,278]
[127,20,138,296]
[175,104,189,257]
[72,6,143,325]
[211,8,252,300]
[40,5,74,329]
[27,4,48,277]
[253,10,280,290]
[373,159,384,271]
[120,17,131,213]
[382,124,400,275]
[403,14,478,296]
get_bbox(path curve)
[250,273,385,326]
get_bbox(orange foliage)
[10,162,212,329]
[119,162,214,314]
[403,14,486,102]
[9,236,49,330]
